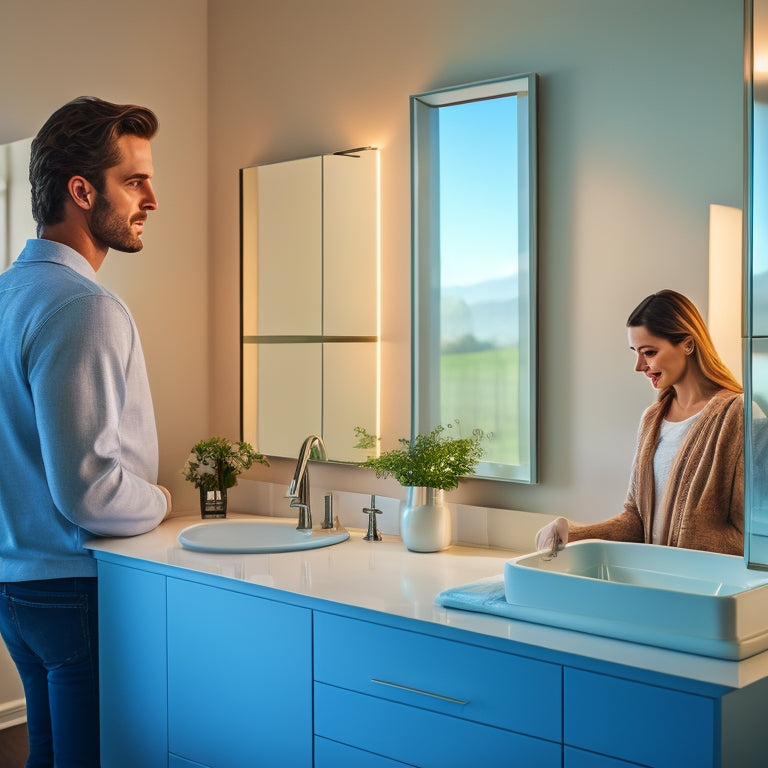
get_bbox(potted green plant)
[354,424,484,552]
[182,437,269,518]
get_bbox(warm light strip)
[707,204,743,384]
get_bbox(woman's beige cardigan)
[569,388,744,556]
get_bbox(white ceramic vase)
[400,487,451,552]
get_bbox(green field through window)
[440,346,519,465]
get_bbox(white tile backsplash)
[229,479,555,553]
[455,504,489,547]
[487,507,559,552]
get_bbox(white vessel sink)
[178,519,349,554]
[504,540,768,659]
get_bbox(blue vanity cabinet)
[313,611,562,767]
[96,558,313,768]
[95,547,768,768]
[166,577,312,768]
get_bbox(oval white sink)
[178,519,349,554]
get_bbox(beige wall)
[208,0,745,520]
[0,0,209,511]
[0,0,209,706]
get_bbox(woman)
[537,289,744,556]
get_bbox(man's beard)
[90,194,145,253]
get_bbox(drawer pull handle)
[371,678,468,705]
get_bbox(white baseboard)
[0,698,26,729]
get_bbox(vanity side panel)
[720,675,768,767]
[98,561,168,768]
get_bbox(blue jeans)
[0,578,100,768]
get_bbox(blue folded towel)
[435,575,511,615]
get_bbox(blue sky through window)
[438,96,519,288]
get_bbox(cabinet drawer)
[564,668,715,768]
[316,682,561,768]
[565,746,646,768]
[315,737,412,767]
[314,612,561,741]
[169,756,211,768]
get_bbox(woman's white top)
[652,411,701,544]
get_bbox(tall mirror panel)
[411,74,537,483]
[241,149,380,462]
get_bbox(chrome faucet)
[286,435,327,530]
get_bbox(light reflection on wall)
[0,137,34,271]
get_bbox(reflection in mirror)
[411,74,537,483]
[746,0,768,567]
[0,137,34,271]
[240,149,380,462]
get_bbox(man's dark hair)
[29,96,158,235]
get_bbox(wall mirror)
[411,74,538,483]
[746,0,768,568]
[240,148,380,463]
[0,136,34,271]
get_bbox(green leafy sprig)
[354,424,485,491]
[181,436,269,492]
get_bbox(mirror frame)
[410,73,538,483]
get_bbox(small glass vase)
[199,486,227,519]
[400,487,451,552]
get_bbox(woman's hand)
[535,516,569,553]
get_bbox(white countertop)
[85,513,768,690]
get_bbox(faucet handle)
[322,494,334,529]
[362,495,382,542]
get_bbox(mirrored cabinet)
[240,148,379,462]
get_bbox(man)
[0,97,171,767]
